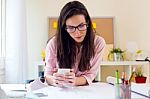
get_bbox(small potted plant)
[135,66,147,83]
[108,48,125,61]
[135,49,143,61]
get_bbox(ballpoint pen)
[121,72,125,84]
[115,70,121,99]
[116,70,119,84]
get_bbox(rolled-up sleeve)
[44,37,57,76]
[82,36,106,84]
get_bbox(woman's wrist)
[74,76,87,86]
[45,75,87,86]
[45,75,55,86]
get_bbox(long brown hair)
[56,1,95,72]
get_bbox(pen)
[121,72,125,84]
[125,80,129,85]
[116,70,119,84]
[115,70,121,98]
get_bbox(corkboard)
[48,17,114,44]
[48,18,58,38]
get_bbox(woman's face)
[66,15,87,43]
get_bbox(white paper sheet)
[27,78,48,91]
[131,83,150,98]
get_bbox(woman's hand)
[64,69,76,86]
[45,68,58,86]
[53,69,76,87]
[45,68,87,86]
[46,69,77,87]
[53,72,66,87]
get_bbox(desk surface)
[1,82,149,99]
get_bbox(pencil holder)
[115,83,131,99]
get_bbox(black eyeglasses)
[66,23,88,33]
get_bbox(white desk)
[0,84,28,99]
[1,82,149,99]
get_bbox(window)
[0,0,6,57]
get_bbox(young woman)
[45,1,106,87]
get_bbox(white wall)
[26,0,150,79]
[26,0,49,79]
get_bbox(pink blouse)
[44,35,106,84]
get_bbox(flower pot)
[114,53,122,61]
[135,76,147,83]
